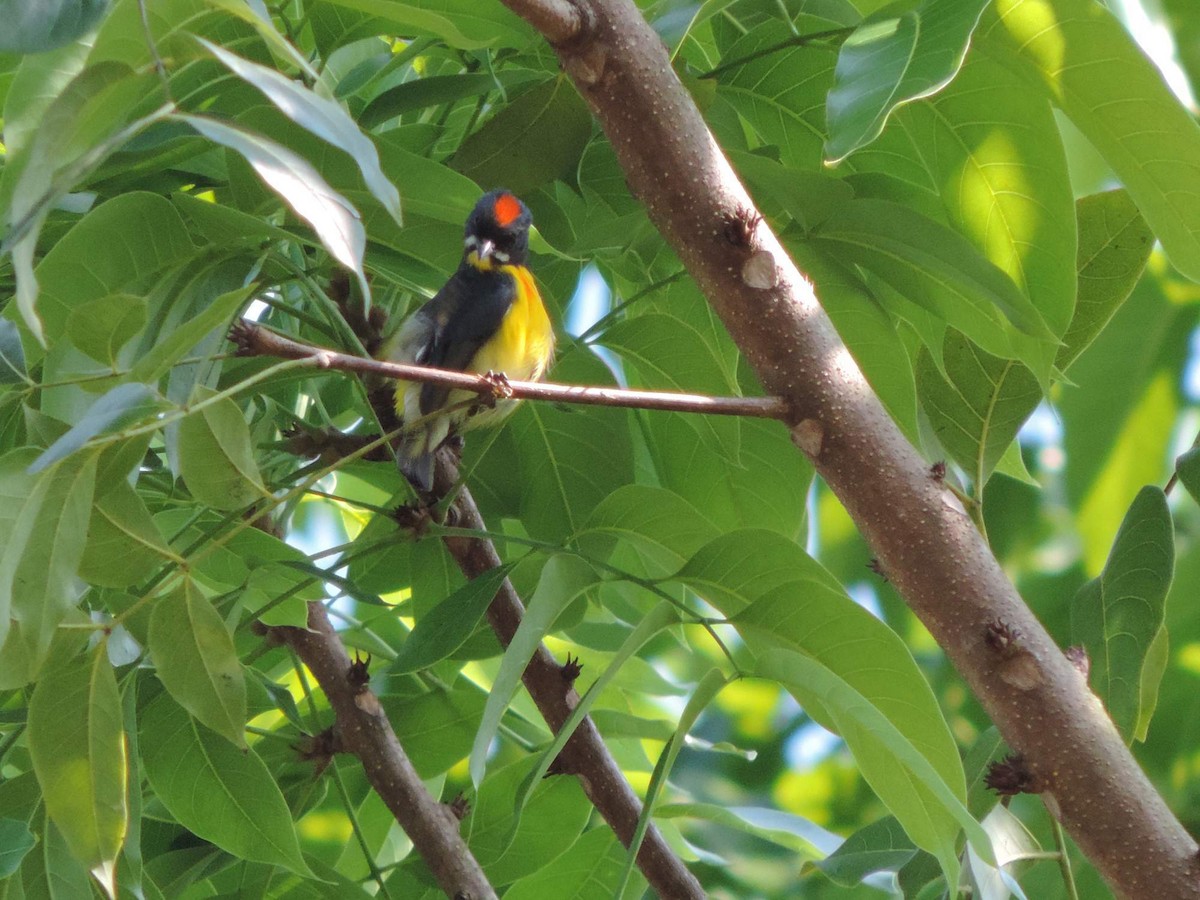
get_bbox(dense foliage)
[1,0,1200,897]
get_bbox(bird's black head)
[463,189,533,268]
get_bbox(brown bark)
[280,603,497,900]
[491,0,1200,896]
[435,455,707,899]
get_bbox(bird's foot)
[479,370,514,406]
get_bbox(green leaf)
[508,351,634,541]
[383,683,488,779]
[30,383,162,473]
[512,603,681,825]
[468,757,591,885]
[756,649,989,886]
[617,668,730,894]
[178,114,368,296]
[988,0,1200,282]
[469,555,597,786]
[0,818,36,877]
[26,191,187,351]
[200,40,401,226]
[140,696,314,878]
[1071,486,1174,741]
[20,187,191,353]
[1134,625,1169,744]
[392,563,514,674]
[27,642,127,873]
[319,0,533,50]
[677,530,966,865]
[177,386,264,510]
[362,73,508,127]
[916,334,1041,489]
[1062,189,1155,369]
[452,77,592,194]
[0,451,97,670]
[504,829,642,900]
[815,816,916,886]
[577,485,719,579]
[810,198,1055,368]
[656,802,838,855]
[0,0,111,53]
[79,479,175,588]
[600,312,741,461]
[715,24,836,171]
[0,320,27,384]
[65,292,146,365]
[149,579,248,748]
[896,34,1078,339]
[130,283,256,384]
[826,0,989,161]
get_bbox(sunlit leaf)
[988,0,1200,282]
[826,0,989,161]
[27,641,126,874]
[200,39,402,226]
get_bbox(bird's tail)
[398,448,435,494]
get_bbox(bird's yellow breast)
[469,264,555,381]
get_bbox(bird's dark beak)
[477,239,496,261]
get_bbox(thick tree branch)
[230,319,788,419]
[498,0,1200,896]
[279,603,497,900]
[433,452,706,900]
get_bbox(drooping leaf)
[0,0,112,54]
[176,386,264,511]
[179,114,368,296]
[1061,189,1155,369]
[826,0,989,161]
[0,450,97,670]
[1071,486,1174,741]
[756,648,989,886]
[140,696,314,878]
[27,641,127,874]
[392,563,514,674]
[616,668,730,894]
[810,198,1055,373]
[504,828,644,900]
[576,486,719,579]
[988,0,1200,282]
[79,479,175,588]
[149,579,247,748]
[200,40,401,226]
[469,556,596,786]
[916,334,1041,489]
[508,351,634,541]
[30,383,162,473]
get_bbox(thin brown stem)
[230,319,789,420]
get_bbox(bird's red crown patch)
[493,193,521,227]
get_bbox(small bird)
[387,190,555,492]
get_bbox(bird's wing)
[416,270,516,415]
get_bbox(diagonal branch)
[432,451,706,899]
[279,603,497,900]
[495,0,1200,896]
